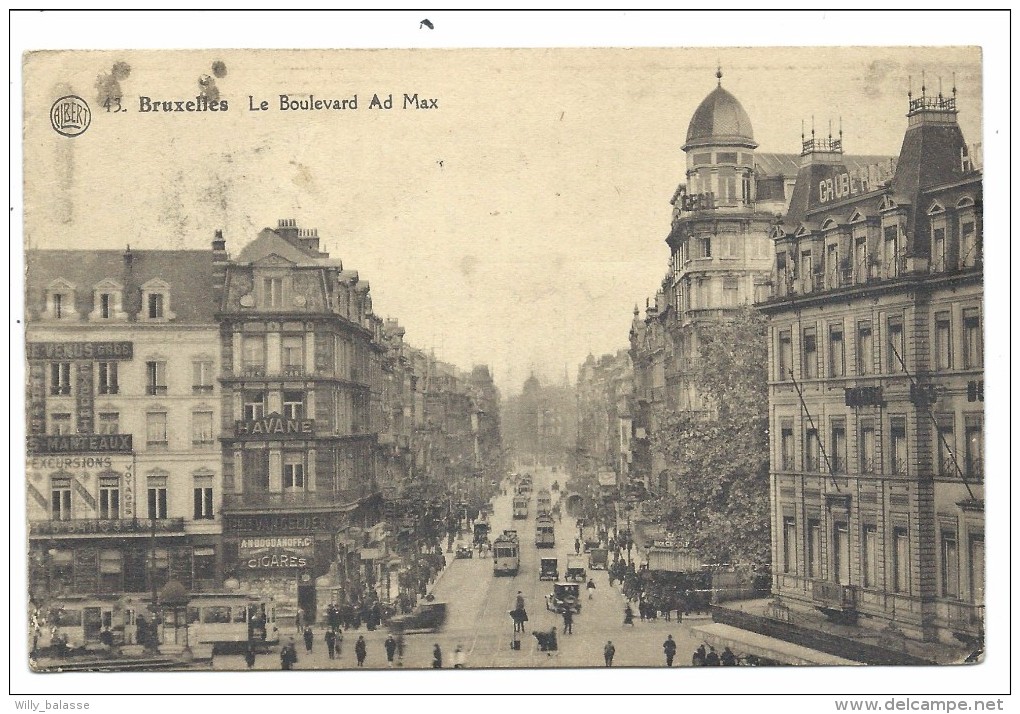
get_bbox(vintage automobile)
[455,544,474,559]
[539,557,559,581]
[545,582,582,615]
[564,556,586,582]
[388,602,448,635]
[588,547,609,570]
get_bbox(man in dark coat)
[603,640,616,667]
[721,646,738,666]
[561,608,573,634]
[663,635,677,667]
[325,629,337,659]
[244,646,256,669]
[303,626,314,653]
[705,646,721,666]
[432,643,443,668]
[354,635,367,667]
[384,635,398,667]
[327,604,340,632]
[692,644,706,666]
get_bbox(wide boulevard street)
[212,466,706,670]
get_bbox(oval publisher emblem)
[50,95,91,137]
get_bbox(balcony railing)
[812,580,858,610]
[222,488,374,510]
[30,517,186,536]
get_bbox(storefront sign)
[225,513,338,533]
[26,341,133,361]
[30,517,185,536]
[240,536,314,570]
[814,160,897,207]
[75,362,94,435]
[28,363,47,435]
[27,434,133,453]
[234,413,315,439]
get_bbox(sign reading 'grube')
[235,412,314,438]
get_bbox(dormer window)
[92,279,126,321]
[140,279,175,322]
[957,197,978,269]
[927,202,947,273]
[45,279,77,320]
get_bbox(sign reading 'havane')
[235,412,314,439]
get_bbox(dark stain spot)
[212,60,227,78]
[198,74,219,101]
[420,19,434,29]
[95,61,131,105]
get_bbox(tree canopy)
[647,306,771,569]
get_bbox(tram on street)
[536,489,552,515]
[186,592,280,653]
[492,530,521,576]
[535,512,556,548]
[512,494,529,519]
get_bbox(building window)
[778,330,793,381]
[97,412,120,435]
[969,535,985,603]
[51,550,74,591]
[98,293,113,319]
[147,293,165,319]
[264,277,284,308]
[242,335,266,375]
[886,315,904,372]
[941,531,959,598]
[964,414,983,479]
[960,218,977,268]
[147,475,168,520]
[805,428,819,472]
[282,336,304,375]
[50,413,73,436]
[702,237,712,258]
[854,235,868,283]
[51,477,72,521]
[802,327,818,379]
[935,312,952,371]
[890,417,908,475]
[833,522,851,584]
[283,391,305,420]
[50,362,72,396]
[146,412,168,449]
[283,454,305,490]
[859,420,876,474]
[801,250,813,292]
[722,278,739,306]
[192,410,214,447]
[856,321,873,375]
[862,524,878,588]
[932,225,947,272]
[97,361,119,395]
[883,224,900,278]
[825,244,839,288]
[831,419,847,474]
[243,391,266,420]
[807,520,821,579]
[782,516,797,574]
[780,422,794,471]
[151,548,170,590]
[193,475,214,520]
[936,415,956,477]
[893,526,910,593]
[192,360,214,393]
[962,308,982,368]
[146,360,167,395]
[828,323,845,377]
[99,476,120,519]
[98,550,124,592]
[193,547,217,583]
[53,293,67,319]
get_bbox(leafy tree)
[647,306,771,568]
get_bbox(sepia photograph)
[9,9,1010,707]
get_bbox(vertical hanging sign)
[76,362,94,434]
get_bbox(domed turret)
[683,71,757,151]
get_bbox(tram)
[535,513,556,549]
[512,494,529,519]
[492,530,521,576]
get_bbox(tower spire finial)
[801,119,805,142]
[908,74,912,100]
[716,62,722,86]
[952,72,957,98]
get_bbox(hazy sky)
[23,47,981,395]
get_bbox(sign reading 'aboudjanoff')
[239,535,314,570]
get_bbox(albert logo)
[50,95,91,137]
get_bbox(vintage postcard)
[18,40,994,691]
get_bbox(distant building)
[576,350,633,484]
[760,84,983,645]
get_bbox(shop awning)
[691,623,862,666]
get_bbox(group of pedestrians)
[691,643,739,666]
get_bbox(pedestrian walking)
[562,608,573,634]
[623,603,634,626]
[663,635,677,667]
[244,646,256,670]
[705,646,721,666]
[692,644,706,666]
[303,625,314,653]
[574,538,581,555]
[336,628,344,656]
[325,629,337,659]
[354,635,367,667]
[327,603,340,633]
[295,609,304,633]
[603,640,616,667]
[280,643,297,670]
[432,643,443,669]
[384,635,398,667]
[453,644,467,669]
[586,578,596,600]
[721,646,737,666]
